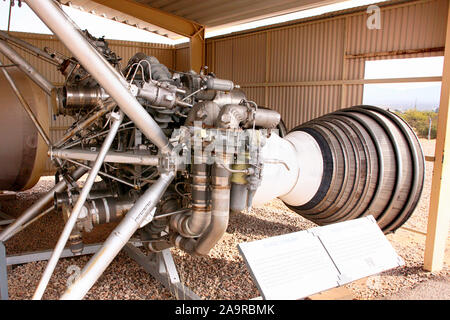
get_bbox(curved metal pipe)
[194,164,231,256]
[215,104,248,129]
[171,163,210,237]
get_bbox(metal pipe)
[215,104,280,129]
[171,163,210,237]
[61,121,134,149]
[64,159,137,189]
[0,30,62,65]
[53,86,109,116]
[54,101,115,148]
[25,0,172,154]
[194,163,231,256]
[15,207,54,235]
[33,111,124,300]
[79,197,134,226]
[153,208,191,221]
[0,60,51,147]
[51,149,159,167]
[0,166,87,242]
[215,104,248,129]
[251,108,282,129]
[0,39,54,95]
[61,171,175,300]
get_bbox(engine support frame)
[122,244,201,300]
[0,240,198,300]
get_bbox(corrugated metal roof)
[58,0,346,40]
[136,0,343,27]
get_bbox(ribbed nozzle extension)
[284,105,425,234]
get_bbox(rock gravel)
[0,139,448,300]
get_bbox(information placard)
[238,216,404,300]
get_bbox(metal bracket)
[0,242,8,300]
[0,242,105,300]
[0,240,200,300]
[123,243,201,300]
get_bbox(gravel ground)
[0,139,448,300]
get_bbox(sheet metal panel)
[175,45,190,71]
[346,0,448,55]
[205,41,214,72]
[267,85,341,130]
[342,84,363,108]
[268,18,345,83]
[213,39,234,80]
[239,86,266,107]
[232,33,267,84]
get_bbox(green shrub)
[393,109,438,139]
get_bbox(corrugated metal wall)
[194,0,448,130]
[175,45,190,72]
[0,32,175,174]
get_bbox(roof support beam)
[189,26,205,73]
[90,0,202,38]
[424,2,450,272]
[89,0,205,72]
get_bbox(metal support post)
[424,2,450,271]
[0,167,86,243]
[33,111,124,300]
[0,242,8,300]
[61,171,174,300]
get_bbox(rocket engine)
[0,0,424,300]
